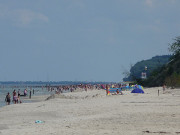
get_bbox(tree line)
[125,36,180,88]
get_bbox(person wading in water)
[5,92,11,105]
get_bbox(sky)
[0,0,180,82]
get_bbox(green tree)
[165,72,178,88]
[137,36,180,87]
[168,36,180,55]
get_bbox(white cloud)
[0,5,8,17]
[0,5,49,27]
[145,0,153,7]
[145,0,177,7]
[67,0,85,10]
[13,9,49,26]
[170,0,176,4]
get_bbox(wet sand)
[0,87,180,135]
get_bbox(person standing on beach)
[85,85,87,92]
[5,92,11,105]
[17,90,22,103]
[13,90,17,104]
[163,84,166,94]
[24,89,27,96]
[106,85,109,95]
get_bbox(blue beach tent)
[131,88,144,93]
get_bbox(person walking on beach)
[5,92,11,105]
[13,90,17,104]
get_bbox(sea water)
[0,85,54,108]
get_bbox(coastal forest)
[123,55,171,81]
[124,36,180,88]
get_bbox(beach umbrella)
[137,85,143,89]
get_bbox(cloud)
[13,9,49,26]
[67,0,85,10]
[170,0,176,4]
[0,6,49,27]
[0,5,8,17]
[145,0,153,7]
[145,0,177,7]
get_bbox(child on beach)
[116,89,119,94]
[17,90,22,103]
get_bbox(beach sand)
[0,87,180,135]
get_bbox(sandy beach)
[0,87,180,135]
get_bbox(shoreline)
[1,94,52,109]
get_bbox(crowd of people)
[5,89,28,105]
[4,83,127,105]
[53,84,103,94]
